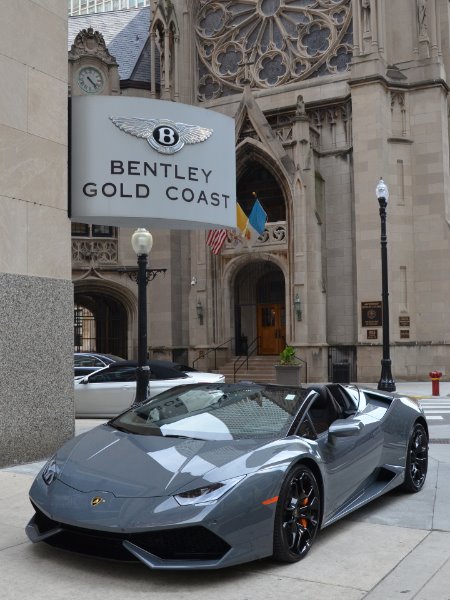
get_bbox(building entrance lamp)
[131,228,153,405]
[376,178,396,392]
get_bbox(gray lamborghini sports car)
[26,382,428,570]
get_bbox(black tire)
[273,464,321,563]
[401,422,428,493]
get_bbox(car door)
[301,387,384,521]
[75,365,137,417]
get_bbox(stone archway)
[73,279,136,359]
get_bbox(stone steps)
[215,356,278,384]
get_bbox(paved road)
[420,398,450,425]
[1,442,449,600]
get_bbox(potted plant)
[275,346,302,385]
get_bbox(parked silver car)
[74,352,124,377]
[74,360,225,417]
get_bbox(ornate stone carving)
[296,95,306,117]
[361,0,370,34]
[72,239,118,265]
[237,110,295,146]
[310,100,352,151]
[195,0,353,99]
[69,27,118,65]
[390,91,407,137]
[417,0,428,39]
[224,221,287,252]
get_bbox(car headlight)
[41,456,60,486]
[174,475,245,506]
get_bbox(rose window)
[196,0,353,100]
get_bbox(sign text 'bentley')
[82,159,229,207]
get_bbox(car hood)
[57,425,272,498]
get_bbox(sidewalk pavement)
[1,385,450,599]
[367,380,450,399]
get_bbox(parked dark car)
[74,352,124,377]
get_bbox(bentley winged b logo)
[109,116,213,155]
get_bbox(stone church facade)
[69,0,450,383]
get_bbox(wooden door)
[257,304,285,355]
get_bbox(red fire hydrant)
[429,370,443,396]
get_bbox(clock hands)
[87,76,98,89]
[77,67,103,93]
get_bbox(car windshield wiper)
[162,434,206,441]
[107,423,205,438]
[107,422,134,434]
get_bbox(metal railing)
[233,336,259,382]
[192,338,234,371]
[294,352,308,384]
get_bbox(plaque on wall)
[399,316,410,327]
[361,301,383,327]
[367,329,378,340]
[400,330,410,339]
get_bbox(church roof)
[68,7,151,82]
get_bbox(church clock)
[77,66,105,94]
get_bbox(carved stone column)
[150,31,156,98]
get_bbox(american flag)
[206,229,228,254]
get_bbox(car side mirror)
[328,420,363,438]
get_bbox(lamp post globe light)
[376,178,396,392]
[131,228,153,405]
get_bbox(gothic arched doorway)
[74,291,128,358]
[234,261,285,355]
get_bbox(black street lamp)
[376,178,396,392]
[131,228,153,405]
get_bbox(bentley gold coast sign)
[70,97,236,228]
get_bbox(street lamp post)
[131,228,153,405]
[376,178,396,392]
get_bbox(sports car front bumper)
[26,468,284,569]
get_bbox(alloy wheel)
[273,465,320,562]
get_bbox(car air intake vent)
[128,526,230,560]
[32,506,230,562]
[32,504,59,535]
[46,528,138,561]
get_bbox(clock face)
[77,66,104,94]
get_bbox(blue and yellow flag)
[236,202,250,239]
[246,194,267,242]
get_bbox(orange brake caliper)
[299,497,308,528]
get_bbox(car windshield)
[344,385,362,408]
[109,383,311,440]
[105,354,125,362]
[172,363,197,372]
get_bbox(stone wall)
[0,275,74,467]
[0,2,73,468]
